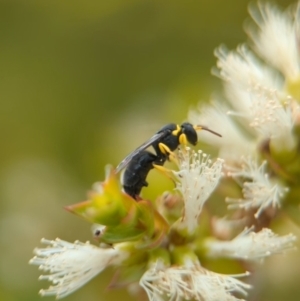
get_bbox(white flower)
[29,238,128,299]
[226,158,288,218]
[189,102,256,161]
[174,148,223,233]
[213,44,298,147]
[140,260,251,301]
[206,227,296,262]
[214,45,281,115]
[246,87,295,141]
[247,2,299,80]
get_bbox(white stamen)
[226,158,288,218]
[174,148,223,233]
[247,87,296,142]
[206,227,297,262]
[214,45,282,115]
[29,238,128,299]
[213,44,298,146]
[140,261,251,301]
[247,2,299,80]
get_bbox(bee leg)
[158,142,172,156]
[158,143,178,164]
[153,164,176,186]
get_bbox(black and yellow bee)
[116,122,221,200]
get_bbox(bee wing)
[115,131,167,173]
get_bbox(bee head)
[180,122,198,145]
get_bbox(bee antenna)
[196,125,222,137]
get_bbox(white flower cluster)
[29,238,128,299]
[174,147,224,233]
[206,227,297,262]
[191,0,300,151]
[226,158,288,218]
[29,2,299,301]
[247,2,300,80]
[190,1,300,217]
[140,261,251,301]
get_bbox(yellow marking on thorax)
[172,124,181,136]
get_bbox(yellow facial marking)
[179,133,187,145]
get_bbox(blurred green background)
[0,0,298,301]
